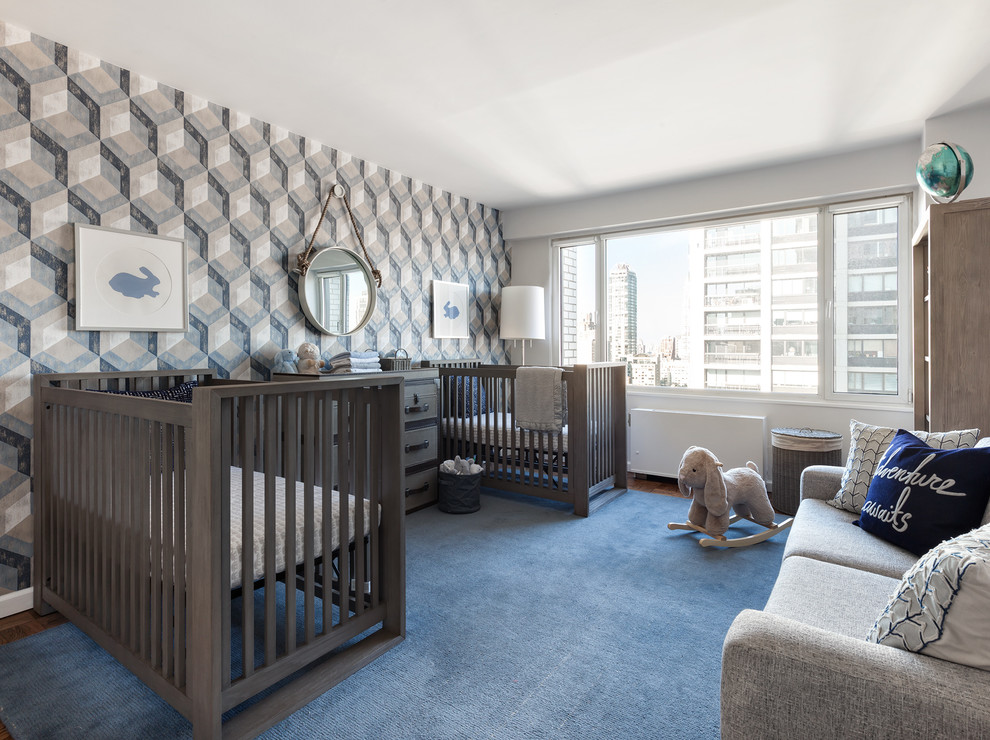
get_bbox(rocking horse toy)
[667,445,793,547]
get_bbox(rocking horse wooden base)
[667,513,793,548]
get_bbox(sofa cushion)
[764,555,899,638]
[855,430,990,556]
[829,420,980,513]
[868,523,990,670]
[784,499,917,579]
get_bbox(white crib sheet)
[227,467,374,590]
[441,412,570,453]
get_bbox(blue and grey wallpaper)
[0,21,509,594]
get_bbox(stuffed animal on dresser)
[296,342,324,374]
[676,446,776,538]
[271,349,298,374]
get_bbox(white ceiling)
[2,1,990,210]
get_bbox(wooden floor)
[0,609,68,740]
[628,474,681,497]
[0,476,676,739]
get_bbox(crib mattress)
[440,412,569,453]
[228,467,374,590]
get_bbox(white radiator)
[629,408,767,479]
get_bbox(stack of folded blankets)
[325,350,382,374]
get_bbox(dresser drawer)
[404,467,437,511]
[403,382,437,425]
[403,426,437,468]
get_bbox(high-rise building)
[577,312,596,363]
[832,207,900,394]
[658,336,677,359]
[691,208,898,394]
[608,263,637,363]
[630,354,659,386]
[694,216,820,392]
[560,249,579,365]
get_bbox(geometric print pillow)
[867,523,990,670]
[828,420,980,513]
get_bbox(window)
[832,203,905,395]
[555,195,911,402]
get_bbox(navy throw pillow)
[449,376,487,418]
[855,429,990,555]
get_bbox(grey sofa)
[720,464,990,739]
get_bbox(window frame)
[551,192,914,407]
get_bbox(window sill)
[625,384,914,414]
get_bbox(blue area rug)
[0,490,787,739]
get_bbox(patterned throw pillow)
[99,379,198,403]
[868,523,990,670]
[828,420,980,513]
[854,430,990,555]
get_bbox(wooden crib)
[423,362,627,516]
[32,369,405,740]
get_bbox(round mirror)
[298,247,377,335]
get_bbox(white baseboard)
[0,587,34,619]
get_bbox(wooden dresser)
[913,197,990,434]
[272,367,440,513]
[397,368,440,512]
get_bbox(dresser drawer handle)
[405,403,430,414]
[405,440,430,453]
[405,481,431,497]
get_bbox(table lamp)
[500,285,545,365]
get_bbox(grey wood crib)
[31,369,405,739]
[422,362,628,516]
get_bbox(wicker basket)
[771,427,843,515]
[380,348,411,371]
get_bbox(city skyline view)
[572,230,691,346]
[560,202,902,395]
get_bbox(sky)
[573,228,693,344]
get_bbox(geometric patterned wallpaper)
[0,21,508,595]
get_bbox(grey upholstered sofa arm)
[721,610,990,739]
[799,464,844,502]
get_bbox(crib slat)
[116,417,134,645]
[220,399,233,687]
[337,389,350,629]
[467,378,476,462]
[445,374,454,464]
[85,408,95,619]
[240,396,256,678]
[599,368,607,482]
[320,393,333,636]
[74,406,84,610]
[353,391,367,617]
[175,424,187,689]
[151,421,163,670]
[63,404,72,603]
[282,393,298,653]
[302,393,316,644]
[604,369,613,480]
[140,419,151,663]
[368,389,381,608]
[263,394,278,666]
[97,409,107,627]
[107,409,116,640]
[59,405,69,604]
[127,415,139,654]
[162,422,175,680]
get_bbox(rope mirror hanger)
[294,183,382,287]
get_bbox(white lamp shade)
[500,285,545,340]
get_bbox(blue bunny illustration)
[109,266,161,299]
